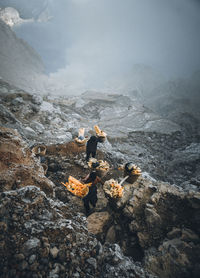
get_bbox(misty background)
[0,0,200,95]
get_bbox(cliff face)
[0,19,47,93]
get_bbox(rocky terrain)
[0,78,200,278]
[0,78,199,187]
[0,125,156,278]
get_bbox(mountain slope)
[0,19,47,93]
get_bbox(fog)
[3,0,200,94]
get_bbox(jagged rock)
[181,228,199,243]
[105,225,116,243]
[104,175,200,277]
[167,228,182,239]
[144,236,200,278]
[0,126,54,196]
[50,247,59,259]
[145,207,162,229]
[0,103,20,124]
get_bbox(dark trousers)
[83,185,98,214]
[83,198,97,214]
[86,151,96,161]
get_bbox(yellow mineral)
[103,179,124,198]
[94,125,107,137]
[61,176,91,198]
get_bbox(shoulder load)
[88,158,109,171]
[94,125,107,142]
[125,163,142,176]
[103,179,124,198]
[62,176,92,198]
[75,128,88,145]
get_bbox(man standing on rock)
[86,135,99,161]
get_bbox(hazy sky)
[52,0,200,93]
[6,0,200,93]
[64,0,200,76]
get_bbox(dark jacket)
[86,136,98,153]
[82,173,102,202]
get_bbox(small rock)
[105,225,116,243]
[50,247,59,259]
[167,228,181,239]
[11,97,24,105]
[181,228,199,243]
[19,260,28,271]
[73,273,80,278]
[24,238,41,254]
[29,254,36,264]
[32,94,43,105]
[14,253,25,261]
[86,257,97,269]
[129,220,140,232]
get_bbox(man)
[86,135,99,161]
[82,171,103,215]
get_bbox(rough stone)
[167,228,182,239]
[0,126,54,196]
[87,211,112,237]
[105,225,116,243]
[50,247,59,259]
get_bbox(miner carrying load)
[86,135,99,161]
[82,171,103,215]
[62,172,103,216]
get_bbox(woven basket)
[74,137,88,146]
[123,169,140,184]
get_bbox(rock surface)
[103,176,200,278]
[0,126,54,196]
[87,211,112,239]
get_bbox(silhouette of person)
[82,171,103,215]
[86,135,99,161]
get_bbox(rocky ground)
[0,79,199,187]
[0,126,157,278]
[0,79,200,278]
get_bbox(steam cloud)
[8,0,200,94]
